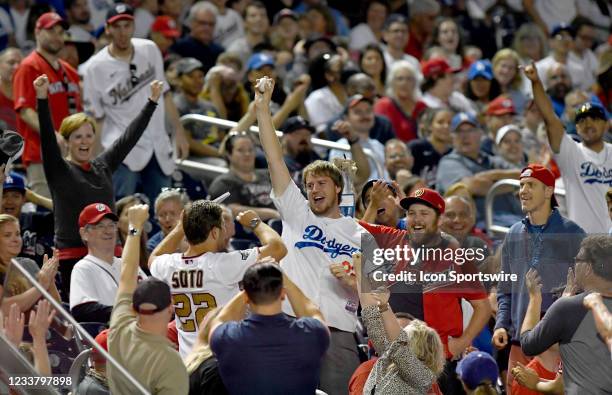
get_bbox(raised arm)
[33,75,69,180]
[521,268,543,335]
[522,63,565,153]
[330,120,371,186]
[282,271,327,329]
[271,75,311,129]
[98,81,161,170]
[164,92,189,160]
[236,210,287,262]
[25,188,53,211]
[254,77,292,196]
[117,204,149,295]
[208,290,247,341]
[28,300,56,376]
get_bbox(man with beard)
[256,76,365,395]
[493,164,585,393]
[149,201,287,358]
[359,187,490,394]
[65,0,94,41]
[524,62,612,233]
[13,12,82,198]
[281,116,321,187]
[545,63,572,118]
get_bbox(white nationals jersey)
[150,249,259,358]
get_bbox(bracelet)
[128,226,141,237]
[377,302,389,313]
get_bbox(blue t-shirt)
[210,313,330,395]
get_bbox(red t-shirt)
[373,96,418,143]
[13,51,82,166]
[404,26,425,60]
[359,221,488,359]
[0,91,17,131]
[510,358,557,395]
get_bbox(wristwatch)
[128,225,141,237]
[248,218,262,230]
[377,302,389,313]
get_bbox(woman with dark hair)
[305,53,347,129]
[349,0,390,51]
[464,60,501,113]
[430,18,468,70]
[208,132,279,220]
[360,44,387,97]
[306,4,336,37]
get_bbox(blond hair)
[471,382,498,395]
[492,48,524,90]
[302,160,344,202]
[184,308,222,374]
[404,319,445,375]
[0,214,29,296]
[59,112,96,140]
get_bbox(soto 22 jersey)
[150,248,259,358]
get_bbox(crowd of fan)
[0,0,611,394]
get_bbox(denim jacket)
[495,209,585,341]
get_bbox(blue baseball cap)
[451,112,479,132]
[247,53,275,72]
[550,23,575,38]
[467,60,493,81]
[575,102,608,123]
[456,351,498,390]
[3,172,26,193]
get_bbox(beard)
[293,150,313,167]
[548,85,570,101]
[41,41,63,55]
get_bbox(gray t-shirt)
[521,293,612,395]
[173,93,219,141]
[208,169,274,209]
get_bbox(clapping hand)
[38,251,59,290]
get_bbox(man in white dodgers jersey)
[255,76,365,395]
[148,200,287,357]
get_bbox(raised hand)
[149,80,164,103]
[236,210,261,229]
[254,77,275,111]
[3,303,25,347]
[332,120,358,142]
[369,181,394,209]
[33,75,50,99]
[128,204,150,229]
[520,62,539,83]
[511,361,539,390]
[525,268,542,296]
[28,300,56,342]
[38,251,59,290]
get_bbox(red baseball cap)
[400,188,445,214]
[421,57,460,79]
[520,164,558,207]
[151,16,180,38]
[78,203,118,228]
[35,12,68,30]
[486,96,516,116]
[90,329,109,363]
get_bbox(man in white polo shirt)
[255,76,363,395]
[523,62,611,234]
[70,203,146,323]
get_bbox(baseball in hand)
[256,77,272,93]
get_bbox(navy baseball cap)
[133,278,172,315]
[467,60,493,81]
[2,172,26,193]
[451,112,479,132]
[281,116,315,134]
[361,179,397,206]
[575,102,608,123]
[550,23,575,38]
[247,53,275,72]
[456,351,499,390]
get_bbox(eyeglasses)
[129,63,139,87]
[87,222,118,231]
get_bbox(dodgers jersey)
[150,248,259,358]
[271,181,364,332]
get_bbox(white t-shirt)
[568,50,597,91]
[304,86,343,130]
[271,181,363,332]
[70,255,147,309]
[150,249,259,358]
[534,0,577,33]
[213,8,244,50]
[329,137,390,181]
[554,134,612,234]
[349,24,377,51]
[535,55,592,91]
[88,0,114,30]
[82,38,174,175]
[421,92,477,117]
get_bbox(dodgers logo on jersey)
[579,162,612,186]
[294,225,360,258]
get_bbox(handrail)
[7,259,150,395]
[484,179,566,236]
[180,113,386,178]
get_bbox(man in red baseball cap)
[78,329,111,393]
[150,16,180,56]
[12,11,81,198]
[419,57,476,116]
[358,187,490,394]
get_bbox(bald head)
[440,195,476,242]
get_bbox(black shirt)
[170,37,224,74]
[408,139,451,188]
[188,357,228,395]
[19,211,54,266]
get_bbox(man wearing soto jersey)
[148,200,286,358]
[255,76,365,395]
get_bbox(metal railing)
[5,259,150,395]
[178,114,386,178]
[484,179,567,236]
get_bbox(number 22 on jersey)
[172,292,218,332]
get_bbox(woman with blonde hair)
[512,23,547,64]
[185,308,228,395]
[0,214,60,314]
[354,253,445,394]
[492,49,528,113]
[34,75,164,300]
